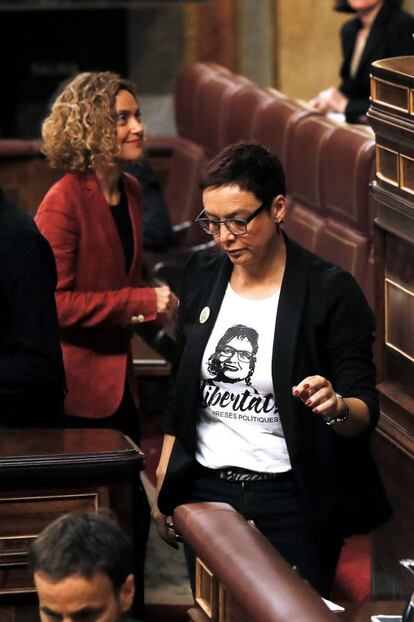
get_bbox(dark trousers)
[184,467,343,598]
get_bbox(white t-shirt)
[196,284,292,473]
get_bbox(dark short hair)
[29,511,132,592]
[334,0,401,12]
[200,143,286,205]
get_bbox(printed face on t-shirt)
[207,328,258,385]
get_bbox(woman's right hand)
[154,285,179,322]
[151,503,181,549]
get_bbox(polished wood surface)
[340,600,404,622]
[368,57,414,599]
[0,428,145,617]
[0,427,144,464]
[183,0,236,71]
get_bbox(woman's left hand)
[309,87,348,114]
[292,375,342,422]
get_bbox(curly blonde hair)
[42,71,138,171]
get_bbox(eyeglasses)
[218,345,253,363]
[196,200,269,237]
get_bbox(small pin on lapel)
[199,306,210,324]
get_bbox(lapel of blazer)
[175,251,232,451]
[342,16,360,68]
[356,3,391,73]
[181,251,232,380]
[80,172,128,284]
[273,236,310,456]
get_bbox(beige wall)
[275,0,348,100]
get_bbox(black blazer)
[340,2,414,122]
[159,237,391,537]
[0,187,65,425]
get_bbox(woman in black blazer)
[311,0,414,123]
[152,143,390,597]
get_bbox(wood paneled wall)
[275,0,347,100]
[183,0,237,71]
[180,0,349,100]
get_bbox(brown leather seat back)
[251,92,316,176]
[320,125,375,235]
[197,73,249,157]
[314,125,375,290]
[283,115,336,250]
[314,217,371,287]
[221,83,273,149]
[283,205,325,252]
[287,114,336,214]
[175,62,227,143]
[163,136,207,230]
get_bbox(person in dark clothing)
[29,510,142,622]
[310,0,414,123]
[152,143,390,598]
[0,186,65,426]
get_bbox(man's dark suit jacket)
[0,187,65,425]
[339,1,414,123]
[158,237,391,538]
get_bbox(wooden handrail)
[174,502,337,622]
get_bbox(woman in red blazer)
[35,72,178,440]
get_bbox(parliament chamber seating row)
[0,63,377,608]
[0,62,377,308]
[146,62,376,309]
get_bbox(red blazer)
[35,171,157,419]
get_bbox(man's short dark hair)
[29,510,132,593]
[199,142,286,205]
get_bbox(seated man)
[29,510,141,622]
[0,185,65,426]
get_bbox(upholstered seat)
[283,115,336,250]
[220,83,273,149]
[320,125,375,235]
[316,124,375,291]
[196,72,249,157]
[163,136,207,237]
[251,91,317,179]
[175,62,229,144]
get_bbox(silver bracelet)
[324,393,350,426]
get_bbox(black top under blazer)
[159,236,391,538]
[339,2,414,123]
[0,187,65,425]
